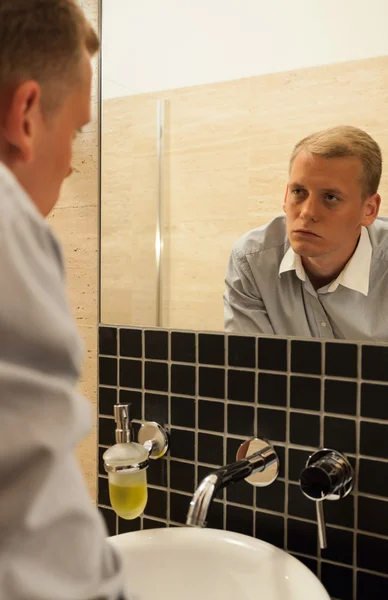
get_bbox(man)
[0,1,126,598]
[224,126,388,340]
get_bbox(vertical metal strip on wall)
[156,99,165,327]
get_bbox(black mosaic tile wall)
[98,326,388,600]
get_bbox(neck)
[302,234,361,290]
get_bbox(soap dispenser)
[103,404,169,520]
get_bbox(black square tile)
[226,479,254,506]
[99,417,115,447]
[359,458,388,498]
[143,518,166,529]
[171,396,195,429]
[227,403,254,437]
[325,493,354,529]
[256,479,285,514]
[205,500,224,529]
[226,505,253,536]
[358,496,388,536]
[228,335,255,368]
[98,476,110,506]
[324,379,357,416]
[171,364,195,396]
[144,330,168,360]
[147,458,168,487]
[324,416,356,454]
[255,511,284,549]
[198,432,223,466]
[99,507,116,537]
[288,448,313,482]
[258,337,287,372]
[98,446,106,476]
[257,373,287,407]
[99,327,117,356]
[146,487,167,519]
[119,389,142,420]
[99,386,117,416]
[274,445,286,479]
[358,533,388,575]
[287,518,317,555]
[227,369,255,402]
[321,563,353,600]
[118,517,141,534]
[290,412,319,447]
[288,482,316,521]
[99,357,117,386]
[171,332,195,363]
[362,345,388,382]
[144,392,168,424]
[291,340,321,375]
[170,428,195,461]
[120,328,142,358]
[325,342,358,378]
[321,527,353,565]
[290,376,321,411]
[361,383,388,420]
[257,407,286,442]
[170,492,190,524]
[145,361,168,392]
[170,460,195,494]
[360,421,388,459]
[120,359,142,389]
[199,367,225,399]
[199,400,225,433]
[199,334,225,365]
[357,572,388,600]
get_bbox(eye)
[291,188,306,199]
[325,194,340,203]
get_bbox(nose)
[300,195,319,222]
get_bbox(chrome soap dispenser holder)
[103,404,169,520]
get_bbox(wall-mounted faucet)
[299,449,354,549]
[187,438,279,527]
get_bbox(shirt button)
[321,321,327,327]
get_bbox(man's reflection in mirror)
[224,126,388,340]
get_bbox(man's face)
[284,150,380,260]
[2,50,93,216]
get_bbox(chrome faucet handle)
[299,449,353,549]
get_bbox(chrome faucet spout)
[186,442,278,527]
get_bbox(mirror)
[100,0,388,341]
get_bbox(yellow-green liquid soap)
[109,479,148,520]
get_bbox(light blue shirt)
[0,163,125,599]
[224,215,388,341]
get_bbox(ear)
[3,81,42,164]
[361,193,381,227]
[282,184,289,213]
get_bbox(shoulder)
[368,218,388,263]
[0,163,64,276]
[232,215,288,261]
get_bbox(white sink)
[109,527,330,600]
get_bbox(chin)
[290,240,323,258]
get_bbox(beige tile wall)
[49,0,99,500]
[101,56,388,332]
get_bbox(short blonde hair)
[0,0,100,113]
[290,126,382,197]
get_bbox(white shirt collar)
[279,227,372,296]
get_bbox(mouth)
[293,229,321,239]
